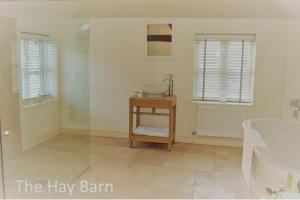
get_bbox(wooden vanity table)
[129,95,176,150]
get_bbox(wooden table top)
[130,95,176,108]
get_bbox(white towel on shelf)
[134,126,169,137]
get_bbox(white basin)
[140,84,169,97]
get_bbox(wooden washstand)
[129,95,176,150]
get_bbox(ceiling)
[1,0,300,19]
[0,0,89,19]
[88,0,300,19]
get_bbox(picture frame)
[143,20,175,61]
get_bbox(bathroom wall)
[89,18,289,143]
[13,17,298,147]
[60,19,90,130]
[281,20,300,119]
[17,19,61,150]
[16,18,90,150]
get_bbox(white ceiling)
[89,0,300,19]
[0,0,89,18]
[1,0,300,19]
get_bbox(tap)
[163,74,174,96]
[292,108,299,119]
[291,99,300,119]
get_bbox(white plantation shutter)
[21,34,57,101]
[46,41,58,97]
[193,34,256,103]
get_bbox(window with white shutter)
[193,34,256,104]
[20,33,57,105]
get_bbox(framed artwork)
[146,23,173,58]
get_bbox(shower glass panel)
[0,16,91,199]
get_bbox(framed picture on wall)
[144,21,174,60]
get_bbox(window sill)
[192,100,253,107]
[22,99,58,110]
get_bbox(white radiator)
[196,104,248,139]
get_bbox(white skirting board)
[61,128,243,147]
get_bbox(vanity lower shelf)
[132,126,173,144]
[129,95,177,150]
[134,126,169,137]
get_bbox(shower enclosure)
[0,16,91,199]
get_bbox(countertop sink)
[140,84,169,97]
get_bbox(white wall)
[17,18,90,150]
[17,19,61,150]
[60,19,90,130]
[281,20,300,119]
[89,18,155,132]
[17,17,299,146]
[89,18,289,140]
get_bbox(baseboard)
[176,135,242,147]
[90,129,128,139]
[61,128,243,147]
[22,130,60,151]
[60,127,90,135]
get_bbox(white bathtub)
[242,119,300,198]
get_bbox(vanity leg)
[173,105,176,144]
[129,103,134,148]
[130,140,134,148]
[136,106,140,128]
[168,106,174,151]
[168,142,172,151]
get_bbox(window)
[20,33,57,105]
[193,34,256,104]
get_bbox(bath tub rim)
[242,118,300,175]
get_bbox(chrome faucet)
[163,74,174,96]
[291,99,300,119]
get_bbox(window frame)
[20,33,58,107]
[193,34,256,106]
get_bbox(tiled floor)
[4,134,251,199]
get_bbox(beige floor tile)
[214,157,242,177]
[152,167,196,185]
[4,133,250,199]
[215,146,243,157]
[150,177,195,194]
[194,185,251,199]
[148,188,194,199]
[89,136,128,147]
[214,146,232,156]
[180,153,214,172]
[214,174,246,189]
[186,144,215,154]
[172,142,188,152]
[161,152,184,169]
[185,144,203,153]
[194,171,214,186]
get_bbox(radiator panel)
[196,105,247,138]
